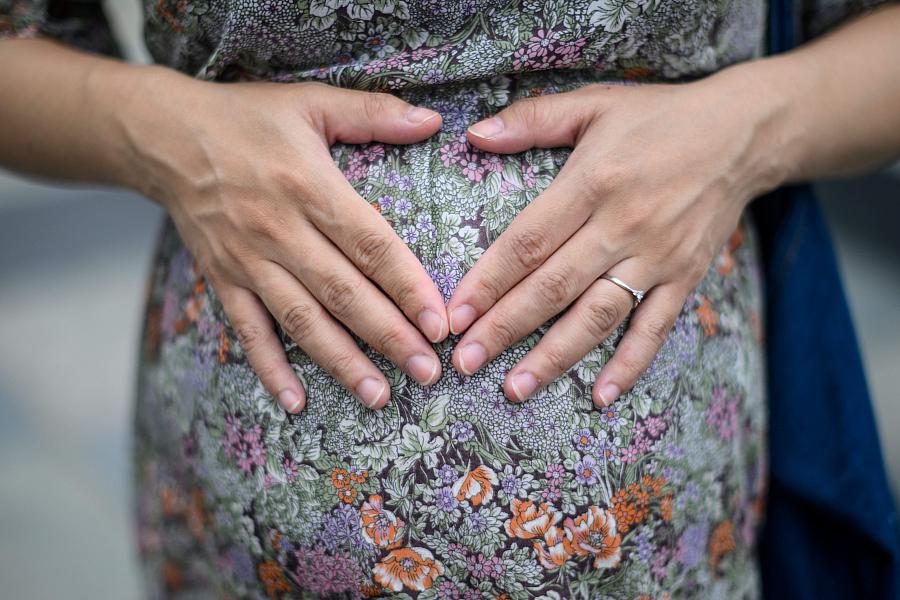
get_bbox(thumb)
[466,90,599,153]
[306,84,442,145]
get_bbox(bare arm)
[721,3,900,184]
[0,38,147,187]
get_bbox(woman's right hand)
[120,68,448,414]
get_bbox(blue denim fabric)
[752,186,900,599]
[751,5,900,598]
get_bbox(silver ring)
[600,274,645,309]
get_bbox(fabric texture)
[753,1,900,598]
[1,0,898,598]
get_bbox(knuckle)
[513,97,542,128]
[472,274,504,306]
[234,324,268,353]
[583,299,622,339]
[362,92,393,121]
[320,275,361,318]
[509,226,552,271]
[539,343,570,376]
[352,230,393,274]
[486,313,520,349]
[641,316,674,347]
[281,302,317,341]
[372,324,405,356]
[326,348,357,380]
[535,267,575,309]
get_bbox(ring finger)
[502,260,652,404]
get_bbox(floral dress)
[0,0,891,598]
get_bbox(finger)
[253,261,394,410]
[451,224,621,376]
[446,160,595,336]
[499,262,648,404]
[304,83,443,146]
[268,224,442,388]
[215,282,307,413]
[466,87,601,153]
[593,283,684,407]
[300,167,449,344]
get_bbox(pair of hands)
[136,69,777,415]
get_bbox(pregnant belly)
[134,74,768,597]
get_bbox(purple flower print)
[394,197,411,215]
[572,428,596,452]
[545,463,564,481]
[294,546,363,595]
[385,169,402,186]
[449,420,474,442]
[467,553,506,580]
[283,458,300,483]
[467,512,487,533]
[652,545,672,580]
[436,464,457,486]
[378,194,393,211]
[676,520,710,569]
[319,504,368,553]
[574,454,600,485]
[223,416,266,474]
[706,387,741,440]
[501,473,521,496]
[436,580,461,599]
[397,175,412,190]
[599,404,626,431]
[461,152,485,181]
[480,153,503,173]
[436,486,459,512]
[422,68,444,84]
[402,226,418,244]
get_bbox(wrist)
[96,62,210,203]
[703,56,809,197]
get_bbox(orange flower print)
[709,520,736,569]
[331,468,350,489]
[695,296,719,337]
[349,466,368,484]
[563,506,622,569]
[661,495,674,522]
[504,498,563,540]
[452,465,498,506]
[533,525,574,570]
[258,560,291,598]
[338,487,357,504]
[360,494,405,549]
[373,547,444,592]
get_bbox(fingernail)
[278,389,303,413]
[417,308,446,343]
[449,304,477,335]
[406,106,440,124]
[510,371,539,402]
[406,354,439,385]
[458,342,486,375]
[468,116,504,140]
[356,377,387,408]
[596,383,620,407]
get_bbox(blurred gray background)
[0,1,898,598]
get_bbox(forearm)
[0,38,180,192]
[714,3,900,187]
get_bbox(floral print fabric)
[1,0,888,598]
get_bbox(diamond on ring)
[600,274,645,309]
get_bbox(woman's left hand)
[446,72,785,407]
